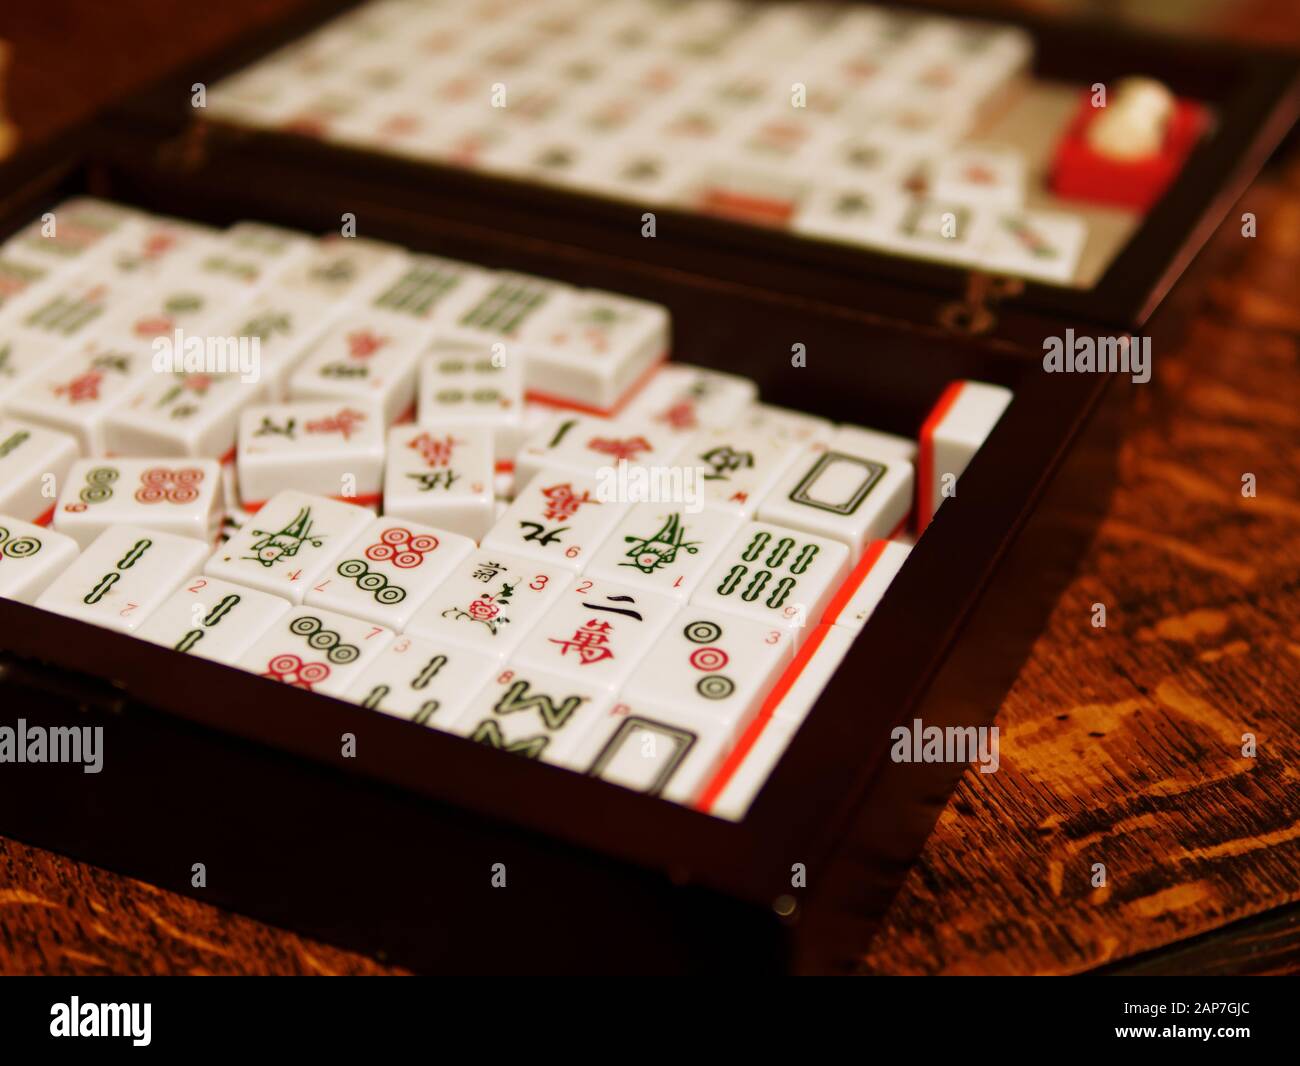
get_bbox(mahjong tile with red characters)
[757,443,913,561]
[620,363,757,436]
[415,336,526,461]
[403,551,570,662]
[236,399,385,507]
[620,606,794,739]
[441,662,615,768]
[34,524,209,634]
[91,281,234,349]
[383,424,494,542]
[54,458,223,549]
[305,515,474,630]
[287,312,433,425]
[135,574,291,663]
[690,521,850,642]
[342,634,499,729]
[104,370,266,461]
[510,575,677,692]
[0,516,80,605]
[94,216,219,284]
[0,418,79,525]
[519,288,669,413]
[512,413,686,491]
[481,467,629,572]
[235,604,393,698]
[583,502,741,603]
[205,490,373,603]
[6,338,154,455]
[1,197,145,277]
[679,424,804,518]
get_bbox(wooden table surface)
[1,1,1298,976]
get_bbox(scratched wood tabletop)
[1,1,1298,975]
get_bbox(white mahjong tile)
[415,335,526,461]
[0,419,79,524]
[680,424,804,518]
[405,551,570,660]
[104,371,265,460]
[305,515,473,629]
[758,445,913,560]
[736,404,834,449]
[513,414,686,491]
[441,662,615,769]
[206,68,320,127]
[365,254,495,328]
[574,696,738,806]
[5,339,152,454]
[978,209,1087,285]
[814,132,927,190]
[214,290,343,401]
[702,718,796,820]
[510,575,676,691]
[34,525,209,634]
[919,379,1012,528]
[164,222,313,305]
[205,490,373,603]
[926,144,1026,209]
[135,575,290,662]
[563,698,735,803]
[519,289,669,411]
[383,425,494,541]
[583,503,740,603]
[691,521,850,641]
[481,467,629,572]
[343,635,498,728]
[446,271,575,347]
[832,423,917,464]
[512,130,617,192]
[883,198,994,267]
[823,539,911,631]
[236,399,385,507]
[54,458,223,549]
[95,217,218,283]
[287,313,432,424]
[0,517,79,605]
[790,182,909,249]
[580,142,700,205]
[8,275,134,349]
[275,237,408,305]
[765,623,856,727]
[0,252,56,313]
[620,363,756,436]
[621,605,793,735]
[91,280,234,348]
[2,199,145,276]
[235,604,393,698]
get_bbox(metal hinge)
[938,273,1024,334]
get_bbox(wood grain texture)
[1,0,1299,976]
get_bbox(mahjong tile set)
[206,0,1206,288]
[0,195,1008,818]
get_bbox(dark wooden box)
[0,1,1294,973]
